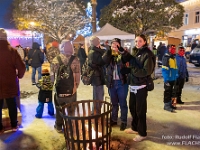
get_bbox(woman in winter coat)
[119,34,155,142]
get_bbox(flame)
[85,124,102,150]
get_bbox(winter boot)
[164,102,174,112]
[177,98,184,104]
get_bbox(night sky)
[0,0,111,29]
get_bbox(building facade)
[168,0,200,47]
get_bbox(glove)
[117,45,125,53]
[164,81,170,86]
[120,67,131,74]
[185,77,189,82]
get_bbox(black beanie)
[111,38,121,46]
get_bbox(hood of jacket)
[32,42,40,50]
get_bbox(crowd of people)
[0,27,190,142]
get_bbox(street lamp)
[91,0,97,33]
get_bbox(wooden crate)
[2,108,22,129]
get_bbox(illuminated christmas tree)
[76,2,100,37]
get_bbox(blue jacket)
[176,55,188,79]
[162,53,178,82]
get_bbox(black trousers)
[163,81,176,103]
[175,78,185,101]
[54,93,77,128]
[129,88,147,136]
[0,97,18,130]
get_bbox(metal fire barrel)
[60,100,112,150]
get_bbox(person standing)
[16,45,25,61]
[162,45,178,112]
[191,40,197,50]
[16,45,25,110]
[28,42,44,85]
[175,46,189,104]
[0,28,26,133]
[51,40,80,133]
[152,45,157,56]
[119,35,155,142]
[88,36,106,114]
[24,47,30,71]
[35,69,54,118]
[102,38,128,131]
[157,43,167,67]
[77,43,87,74]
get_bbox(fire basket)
[59,100,112,150]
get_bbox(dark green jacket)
[88,46,106,86]
[102,49,127,88]
[122,46,155,85]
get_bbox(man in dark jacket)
[0,28,26,133]
[191,40,197,50]
[157,43,167,67]
[28,42,44,85]
[77,43,87,74]
[88,36,106,114]
[102,38,128,131]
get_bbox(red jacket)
[0,40,26,99]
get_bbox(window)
[195,11,200,23]
[184,14,189,25]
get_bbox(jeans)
[26,64,29,71]
[129,87,147,136]
[35,101,54,118]
[0,98,18,130]
[92,85,104,114]
[32,66,42,83]
[108,80,128,123]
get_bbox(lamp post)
[91,0,97,33]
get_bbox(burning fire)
[85,124,102,150]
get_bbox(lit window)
[184,14,189,25]
[195,11,200,23]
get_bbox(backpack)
[146,51,156,91]
[46,46,60,63]
[55,55,75,95]
[81,59,94,85]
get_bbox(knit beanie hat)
[90,36,100,47]
[59,40,74,55]
[42,69,49,75]
[0,28,7,40]
[111,38,121,46]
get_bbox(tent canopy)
[73,34,85,44]
[91,23,135,40]
[85,23,135,52]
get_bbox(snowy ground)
[0,62,200,150]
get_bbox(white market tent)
[85,23,135,52]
